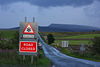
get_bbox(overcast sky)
[0,0,100,28]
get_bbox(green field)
[54,34,100,45]
[41,32,100,45]
[55,34,100,39]
[1,30,100,45]
[0,30,18,38]
[55,40,92,45]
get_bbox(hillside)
[1,24,100,32]
[39,24,100,32]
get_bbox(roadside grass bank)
[56,47,100,62]
[0,49,51,67]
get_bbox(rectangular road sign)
[22,34,34,38]
[19,41,37,53]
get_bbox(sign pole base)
[31,55,34,64]
[23,55,25,63]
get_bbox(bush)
[92,37,100,54]
[47,34,55,44]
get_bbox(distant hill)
[39,24,100,32]
[0,24,100,32]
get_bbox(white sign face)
[23,35,34,38]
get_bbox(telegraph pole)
[25,17,27,22]
[33,17,35,22]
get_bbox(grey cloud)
[84,1,100,18]
[0,0,94,7]
[84,8,100,18]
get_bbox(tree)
[92,37,100,54]
[47,34,55,44]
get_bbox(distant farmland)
[0,30,18,38]
[41,32,100,45]
[0,30,100,45]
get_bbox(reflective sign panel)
[19,41,37,53]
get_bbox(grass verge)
[0,49,51,67]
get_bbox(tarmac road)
[38,34,100,67]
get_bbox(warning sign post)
[19,22,38,55]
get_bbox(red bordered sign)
[23,24,35,34]
[19,41,37,53]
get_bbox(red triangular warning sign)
[23,24,35,34]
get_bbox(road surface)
[38,34,100,67]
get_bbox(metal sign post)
[23,55,26,62]
[31,55,34,64]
